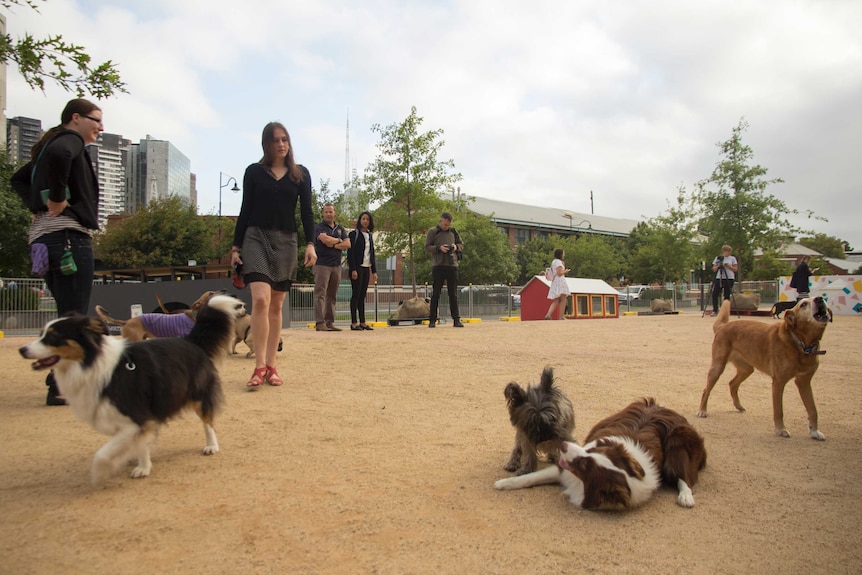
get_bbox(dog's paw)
[775,428,791,438]
[203,445,220,455]
[677,480,695,508]
[130,465,151,479]
[695,410,707,418]
[809,428,826,441]
[494,478,516,490]
[503,461,518,472]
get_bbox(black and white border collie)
[19,294,246,485]
[495,398,707,510]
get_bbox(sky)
[5,0,861,251]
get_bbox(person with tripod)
[711,244,738,315]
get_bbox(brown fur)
[697,297,833,439]
[95,290,221,341]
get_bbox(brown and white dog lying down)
[95,290,223,341]
[697,297,832,439]
[496,398,706,510]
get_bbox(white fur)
[495,438,663,510]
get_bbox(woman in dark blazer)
[347,211,378,330]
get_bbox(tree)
[799,233,847,259]
[692,118,809,282]
[568,233,626,282]
[410,205,518,286]
[514,234,576,285]
[0,151,31,276]
[1,0,126,98]
[363,107,461,294]
[627,189,698,284]
[95,196,228,268]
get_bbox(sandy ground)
[1,312,861,575]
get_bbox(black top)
[11,129,100,229]
[790,261,813,291]
[313,220,349,267]
[233,163,315,248]
[347,228,377,274]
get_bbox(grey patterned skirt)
[241,226,298,291]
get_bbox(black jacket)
[347,228,377,274]
[11,130,100,230]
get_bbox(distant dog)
[496,398,707,510]
[231,313,283,358]
[697,297,832,439]
[95,290,222,341]
[503,367,575,475]
[770,300,797,318]
[19,294,246,485]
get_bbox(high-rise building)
[90,132,131,228]
[6,116,42,163]
[126,135,192,213]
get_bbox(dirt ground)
[1,312,860,575]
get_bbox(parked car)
[618,285,648,304]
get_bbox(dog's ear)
[540,366,556,392]
[86,317,110,337]
[504,382,526,409]
[784,309,796,327]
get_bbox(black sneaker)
[453,320,465,328]
[428,321,436,328]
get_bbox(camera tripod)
[702,257,739,318]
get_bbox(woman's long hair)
[553,248,564,260]
[355,210,375,232]
[259,121,303,183]
[30,98,101,160]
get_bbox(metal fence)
[616,280,779,312]
[0,277,523,335]
[0,277,778,336]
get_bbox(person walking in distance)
[790,255,819,301]
[545,248,571,320]
[231,122,317,390]
[425,212,464,328]
[313,203,350,331]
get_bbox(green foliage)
[1,1,126,98]
[799,233,847,259]
[411,206,518,286]
[747,248,794,281]
[514,234,577,284]
[363,106,461,294]
[568,233,626,282]
[692,118,811,281]
[0,150,32,276]
[627,188,698,284]
[95,196,229,268]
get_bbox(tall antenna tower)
[344,107,350,194]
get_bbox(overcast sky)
[5,0,861,251]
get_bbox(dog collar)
[789,331,826,356]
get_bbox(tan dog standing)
[697,297,832,439]
[95,290,222,341]
[230,314,282,358]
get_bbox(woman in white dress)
[545,248,570,320]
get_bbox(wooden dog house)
[518,276,620,320]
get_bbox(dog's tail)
[713,299,732,332]
[186,295,245,361]
[94,305,127,326]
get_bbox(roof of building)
[466,196,639,237]
[519,276,619,296]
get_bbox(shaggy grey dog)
[503,367,575,475]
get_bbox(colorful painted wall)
[778,276,862,315]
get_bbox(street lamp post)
[218,172,240,264]
[219,172,240,218]
[562,212,592,234]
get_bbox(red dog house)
[519,276,619,320]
